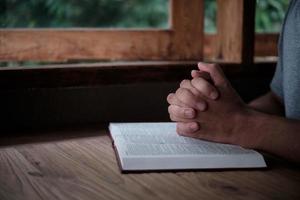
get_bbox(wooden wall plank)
[204,34,279,59]
[215,0,256,63]
[171,0,204,61]
[0,30,279,62]
[254,34,278,57]
[0,30,171,61]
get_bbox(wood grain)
[0,127,299,200]
[170,0,204,61]
[215,0,256,63]
[204,34,279,60]
[254,34,279,57]
[0,30,278,62]
[0,29,171,61]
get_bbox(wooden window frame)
[204,33,278,61]
[0,0,278,90]
[0,0,203,62]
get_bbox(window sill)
[0,60,276,89]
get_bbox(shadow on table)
[0,123,108,147]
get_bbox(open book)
[109,123,266,172]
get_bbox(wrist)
[232,107,267,149]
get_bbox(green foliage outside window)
[0,0,289,32]
[256,0,289,32]
[0,0,169,28]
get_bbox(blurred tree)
[256,0,289,32]
[0,0,169,28]
[0,0,289,32]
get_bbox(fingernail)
[184,109,195,118]
[210,91,218,99]
[197,103,206,111]
[190,123,199,132]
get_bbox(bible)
[109,122,266,172]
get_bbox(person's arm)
[248,92,285,116]
[237,108,300,163]
[167,63,300,163]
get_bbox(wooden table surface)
[0,125,299,200]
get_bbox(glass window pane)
[0,0,169,28]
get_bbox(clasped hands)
[167,62,252,147]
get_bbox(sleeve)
[270,9,286,101]
[270,61,283,100]
[270,0,297,100]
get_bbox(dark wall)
[0,75,272,131]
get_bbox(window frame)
[0,0,204,62]
[0,0,279,89]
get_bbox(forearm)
[237,109,300,163]
[248,91,284,116]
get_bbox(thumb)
[191,70,213,84]
[197,62,227,85]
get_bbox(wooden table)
[1,126,299,200]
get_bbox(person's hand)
[167,70,216,132]
[168,63,249,146]
[167,63,220,134]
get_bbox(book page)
[110,123,256,157]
